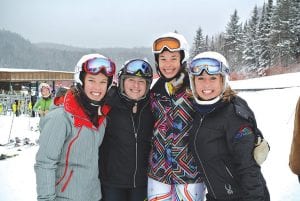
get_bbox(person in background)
[33,83,52,117]
[289,96,300,183]
[53,86,70,106]
[30,91,38,117]
[34,53,115,201]
[99,59,154,201]
[188,51,270,201]
[148,32,205,201]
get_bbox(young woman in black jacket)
[188,51,270,201]
[99,59,154,201]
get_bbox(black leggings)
[102,186,147,201]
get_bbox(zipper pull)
[132,102,137,113]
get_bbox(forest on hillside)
[0,30,154,72]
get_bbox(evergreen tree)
[270,0,292,66]
[242,5,260,72]
[258,0,274,69]
[289,0,300,63]
[190,27,206,58]
[224,9,243,71]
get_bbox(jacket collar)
[64,91,110,129]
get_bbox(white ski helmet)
[152,32,189,65]
[39,82,51,92]
[189,51,230,105]
[38,82,51,98]
[74,53,116,86]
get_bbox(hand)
[253,137,270,165]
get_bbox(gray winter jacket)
[34,91,109,201]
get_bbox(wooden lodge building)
[0,68,74,92]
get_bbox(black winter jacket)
[99,87,154,188]
[189,96,270,201]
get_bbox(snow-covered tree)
[257,0,274,69]
[242,5,260,72]
[190,27,207,58]
[224,9,243,71]
[289,0,300,63]
[270,0,293,66]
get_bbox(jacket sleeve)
[226,114,267,201]
[289,97,300,175]
[33,99,41,112]
[34,109,71,200]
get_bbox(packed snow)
[1,72,300,201]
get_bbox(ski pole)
[8,113,15,143]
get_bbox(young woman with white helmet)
[188,51,270,201]
[99,59,154,201]
[148,32,205,201]
[35,53,115,201]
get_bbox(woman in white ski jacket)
[34,53,115,201]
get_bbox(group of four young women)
[35,32,270,201]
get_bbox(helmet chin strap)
[194,95,221,105]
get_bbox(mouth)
[90,92,103,100]
[162,68,176,74]
[202,89,214,95]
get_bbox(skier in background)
[33,83,52,117]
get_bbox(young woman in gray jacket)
[34,53,115,201]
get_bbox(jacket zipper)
[193,115,218,199]
[225,165,234,178]
[131,102,148,188]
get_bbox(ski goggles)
[153,37,181,53]
[189,58,229,76]
[83,57,116,76]
[124,59,153,78]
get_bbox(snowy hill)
[230,72,300,90]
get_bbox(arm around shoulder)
[289,97,300,176]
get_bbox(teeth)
[164,69,174,73]
[202,90,212,94]
[92,92,100,96]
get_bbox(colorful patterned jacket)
[148,77,202,184]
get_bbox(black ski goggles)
[124,59,153,78]
[83,57,116,76]
[189,58,229,76]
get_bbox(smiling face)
[83,73,108,101]
[158,50,181,79]
[41,86,50,97]
[194,71,223,101]
[123,76,147,100]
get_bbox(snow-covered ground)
[1,72,300,201]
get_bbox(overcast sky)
[0,0,267,48]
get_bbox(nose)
[133,80,139,88]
